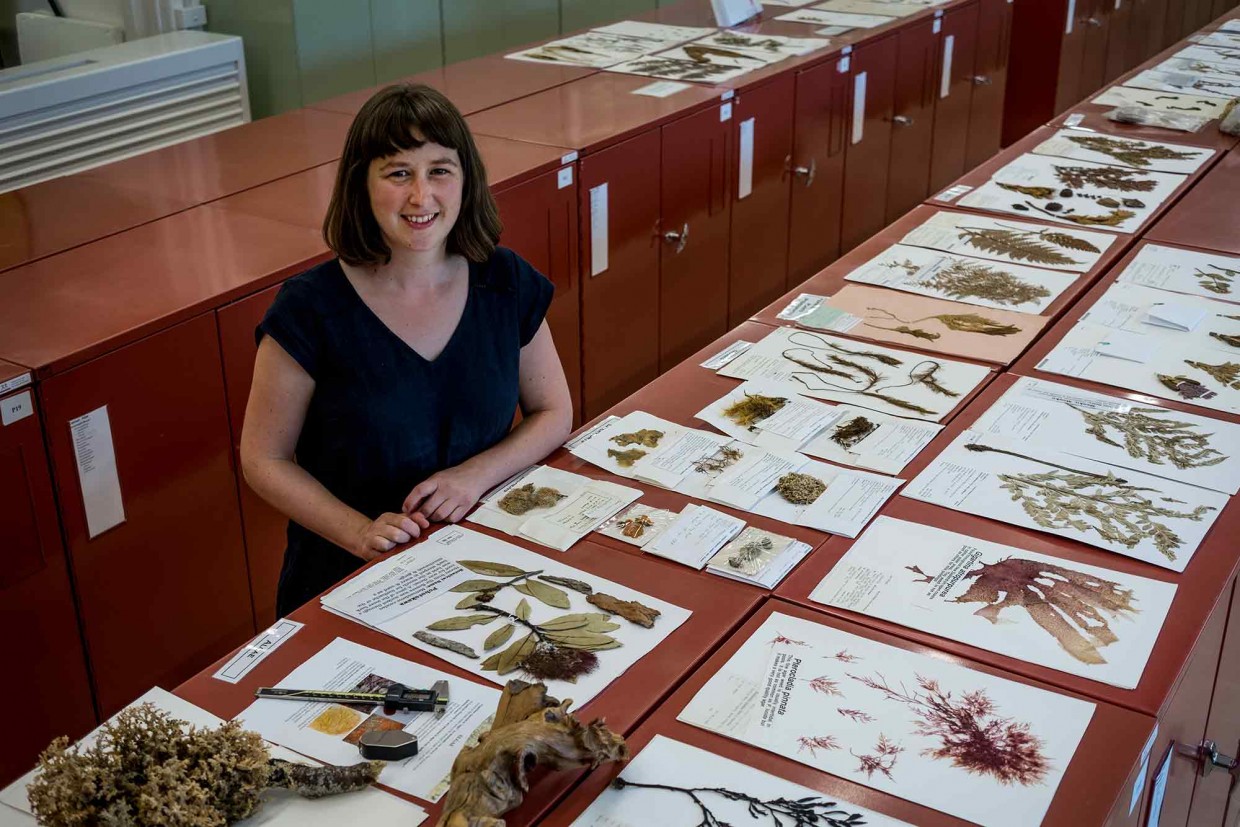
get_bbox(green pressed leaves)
[514,579,571,609]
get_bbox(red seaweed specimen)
[769,634,809,647]
[851,734,903,780]
[797,735,841,756]
[830,649,860,663]
[837,708,876,724]
[806,676,844,696]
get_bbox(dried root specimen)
[1158,374,1218,400]
[852,734,904,781]
[611,429,664,448]
[723,392,789,428]
[587,592,661,628]
[1196,264,1237,295]
[609,776,867,827]
[919,259,1051,307]
[28,704,379,827]
[1186,359,1240,389]
[776,472,828,505]
[608,448,647,467]
[436,681,627,827]
[850,673,1049,785]
[1071,404,1227,469]
[498,484,567,515]
[831,416,878,449]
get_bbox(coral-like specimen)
[797,735,842,756]
[830,416,878,450]
[498,484,567,515]
[723,393,789,428]
[1158,373,1218,400]
[851,734,903,780]
[610,776,868,827]
[28,704,379,827]
[1066,135,1201,167]
[850,673,1049,785]
[611,429,665,448]
[1186,359,1240,389]
[586,592,661,628]
[608,447,648,467]
[520,643,600,681]
[919,259,1052,307]
[1070,404,1227,469]
[1195,264,1237,295]
[776,472,828,505]
[1051,164,1158,192]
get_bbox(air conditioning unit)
[0,31,249,193]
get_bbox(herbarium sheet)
[902,431,1228,571]
[774,8,896,27]
[899,210,1116,272]
[505,22,711,68]
[569,735,911,827]
[1090,85,1232,119]
[1030,128,1214,175]
[678,611,1095,827]
[1122,67,1240,101]
[1078,281,1240,352]
[810,516,1177,688]
[971,376,1240,495]
[318,526,691,707]
[717,326,992,421]
[1116,243,1240,303]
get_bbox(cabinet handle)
[892,114,914,126]
[793,158,816,187]
[972,75,993,86]
[1182,740,1240,779]
[1086,16,1102,26]
[663,223,690,254]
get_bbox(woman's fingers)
[447,504,469,524]
[404,480,437,513]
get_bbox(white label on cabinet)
[851,71,867,144]
[560,151,578,165]
[557,165,573,189]
[212,620,304,684]
[1129,724,1159,814]
[933,17,942,33]
[589,183,609,277]
[633,80,692,98]
[0,372,31,395]
[721,89,736,101]
[720,101,733,121]
[838,54,851,72]
[1066,0,1076,33]
[941,35,955,98]
[1,391,32,426]
[738,117,756,200]
[70,405,125,539]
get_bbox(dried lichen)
[775,472,828,505]
[610,429,664,448]
[498,484,567,515]
[723,393,789,428]
[1052,164,1157,192]
[607,448,647,467]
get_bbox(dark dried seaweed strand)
[824,340,904,366]
[783,350,863,382]
[828,355,880,385]
[1066,134,1201,168]
[610,778,868,827]
[911,362,960,397]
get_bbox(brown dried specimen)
[955,226,1088,266]
[1186,359,1240,389]
[831,416,878,449]
[919,259,1051,307]
[807,676,844,696]
[28,704,379,826]
[436,681,628,827]
[907,564,935,584]
[1066,135,1200,167]
[797,735,841,756]
[1071,404,1227,470]
[498,484,567,515]
[831,650,860,664]
[608,448,647,467]
[852,734,903,780]
[724,392,789,428]
[1195,264,1237,295]
[997,183,1058,199]
[1158,373,1218,400]
[1052,164,1158,192]
[1209,331,1240,349]
[776,472,828,505]
[587,592,661,628]
[611,429,665,448]
[946,556,1139,664]
[415,630,480,659]
[538,574,594,594]
[693,444,744,474]
[618,514,655,538]
[912,362,962,397]
[838,708,876,723]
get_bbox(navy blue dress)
[256,246,554,617]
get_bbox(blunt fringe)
[324,83,502,266]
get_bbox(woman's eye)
[388,170,410,179]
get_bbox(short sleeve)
[510,250,555,347]
[256,277,322,379]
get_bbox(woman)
[241,84,573,618]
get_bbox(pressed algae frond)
[610,428,664,448]
[1186,359,1240,389]
[1195,264,1237,295]
[831,416,878,449]
[776,472,827,505]
[498,483,567,515]
[1051,164,1158,192]
[1066,134,1200,167]
[607,448,647,467]
[723,392,789,428]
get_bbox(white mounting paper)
[1117,244,1240,303]
[899,210,1115,272]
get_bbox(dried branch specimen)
[919,259,1052,306]
[1195,263,1237,295]
[450,561,571,610]
[470,605,622,681]
[1209,331,1240,348]
[28,704,379,826]
[619,514,655,538]
[415,631,481,659]
[612,429,665,448]
[693,444,744,474]
[1052,164,1158,192]
[609,776,868,827]
[1022,203,1137,227]
[608,447,648,467]
[1186,359,1240,389]
[865,307,1022,340]
[587,592,661,628]
[1071,404,1227,469]
[539,574,594,594]
[851,734,903,780]
[776,472,828,504]
[948,557,1138,664]
[965,443,1215,559]
[724,392,789,428]
[499,484,567,515]
[682,43,764,64]
[831,416,878,449]
[1158,373,1218,400]
[850,673,1049,785]
[797,735,842,756]
[1066,135,1201,167]
[622,56,739,81]
[436,681,627,827]
[838,708,876,723]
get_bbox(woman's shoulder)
[474,246,544,292]
[280,257,347,299]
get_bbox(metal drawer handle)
[972,75,993,86]
[893,114,914,126]
[663,223,690,254]
[793,158,816,187]
[1086,16,1102,26]
[1191,740,1239,778]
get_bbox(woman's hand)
[404,465,488,524]
[351,511,430,561]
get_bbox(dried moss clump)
[27,703,380,827]
[775,472,827,505]
[723,393,788,428]
[498,484,567,515]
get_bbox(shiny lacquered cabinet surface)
[964,0,1012,173]
[1004,0,1075,144]
[929,1,981,194]
[786,56,851,287]
[1186,580,1240,827]
[841,33,898,253]
[1103,0,1134,85]
[578,132,662,420]
[728,75,794,327]
[39,313,255,717]
[1129,0,1170,65]
[1078,0,1113,105]
[0,374,97,786]
[886,19,939,222]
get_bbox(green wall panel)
[442,0,560,63]
[205,0,301,119]
[293,0,377,104]
[561,0,659,33]
[370,0,443,83]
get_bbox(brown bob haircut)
[324,83,502,266]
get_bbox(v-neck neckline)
[336,258,475,366]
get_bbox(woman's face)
[367,136,464,258]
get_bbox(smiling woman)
[239,84,573,618]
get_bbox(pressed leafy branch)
[1070,403,1227,469]
[1186,359,1240,389]
[919,259,1052,307]
[1052,164,1158,192]
[1065,134,1201,167]
[1195,263,1237,295]
[470,605,622,681]
[955,226,1081,266]
[609,776,868,827]
[998,183,1057,199]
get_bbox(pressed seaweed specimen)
[964,443,1216,560]
[838,708,876,723]
[805,676,845,696]
[608,776,868,827]
[622,55,743,82]
[1069,403,1227,469]
[608,447,647,467]
[850,673,1050,785]
[851,734,904,781]
[1158,374,1218,401]
[797,735,842,756]
[997,182,1058,200]
[776,471,828,504]
[1195,263,1238,295]
[1065,134,1201,167]
[1186,359,1240,389]
[681,43,765,65]
[612,428,665,447]
[1051,164,1159,192]
[954,225,1084,267]
[1017,201,1137,228]
[945,556,1139,664]
[692,444,744,474]
[1210,331,1240,348]
[498,483,567,515]
[723,392,789,428]
[918,258,1052,307]
[769,633,809,647]
[864,307,1023,340]
[830,649,861,663]
[831,416,878,449]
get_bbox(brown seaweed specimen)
[1186,359,1240,389]
[831,416,878,449]
[611,428,664,447]
[1070,404,1227,469]
[724,392,789,428]
[692,444,744,474]
[619,514,655,538]
[919,259,1051,307]
[956,224,1097,266]
[499,484,567,515]
[1065,135,1201,167]
[865,307,1023,340]
[1052,164,1158,192]
[587,592,661,628]
[776,472,828,504]
[608,447,648,467]
[1158,374,1218,401]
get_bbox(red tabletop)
[1146,151,1240,256]
[174,530,761,826]
[539,600,1156,827]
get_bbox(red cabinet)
[728,75,794,327]
[787,56,851,287]
[886,19,939,222]
[964,0,1012,171]
[1078,0,1112,103]
[1129,0,1170,65]
[1054,0,1090,113]
[40,313,254,717]
[841,33,898,253]
[1183,579,1240,827]
[930,2,981,194]
[0,370,96,786]
[1103,0,1134,85]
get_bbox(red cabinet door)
[787,56,851,287]
[659,104,732,371]
[841,33,898,253]
[1184,578,1240,827]
[0,383,96,785]
[887,18,939,222]
[1054,0,1090,113]
[930,2,981,194]
[1103,0,1133,85]
[1128,0,1168,64]
[494,165,583,425]
[40,313,254,717]
[1078,0,1112,102]
[965,0,1012,170]
[728,74,794,327]
[578,131,661,419]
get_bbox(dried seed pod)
[1045,202,1064,212]
[775,472,828,505]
